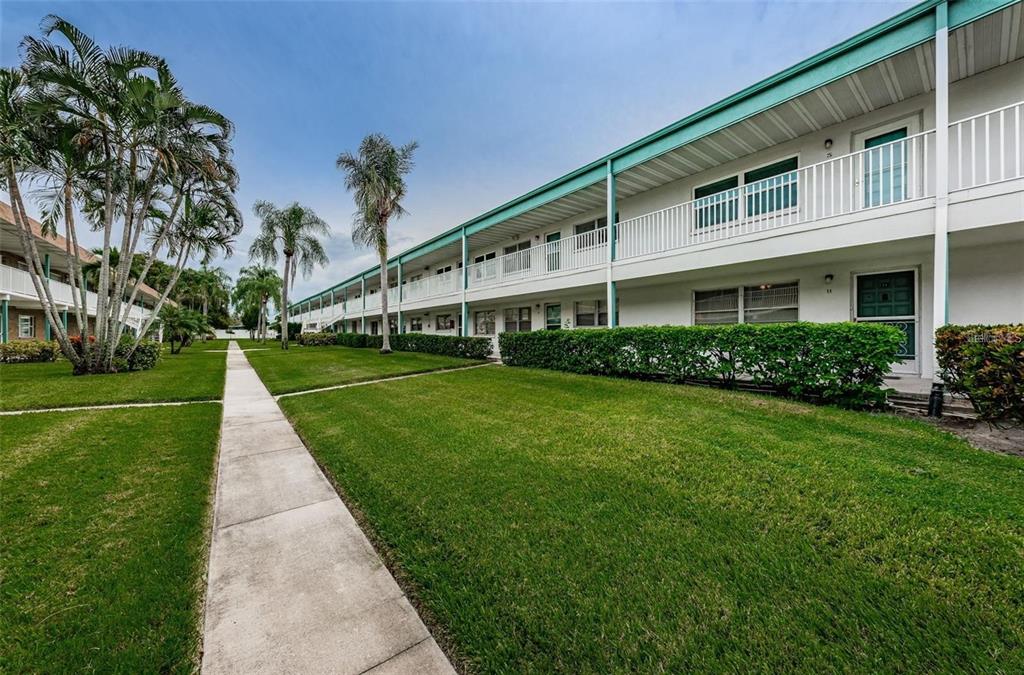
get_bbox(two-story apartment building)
[0,202,161,342]
[291,0,1024,381]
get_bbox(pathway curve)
[202,342,454,675]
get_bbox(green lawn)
[0,343,227,411]
[242,343,483,395]
[279,366,1024,672]
[0,404,222,672]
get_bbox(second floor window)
[574,218,608,247]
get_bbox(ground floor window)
[743,283,799,323]
[409,316,423,332]
[18,315,35,338]
[574,300,607,327]
[694,282,798,324]
[503,307,531,332]
[474,310,495,335]
[370,321,379,335]
[436,314,454,331]
[545,304,561,330]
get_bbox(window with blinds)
[743,283,799,323]
[693,288,740,324]
[694,282,798,324]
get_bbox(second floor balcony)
[1,263,153,325]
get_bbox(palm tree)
[159,304,209,354]
[248,201,329,349]
[232,265,281,342]
[336,133,418,354]
[5,16,241,373]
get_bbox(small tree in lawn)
[232,265,281,343]
[159,305,207,354]
[336,133,417,354]
[248,202,329,350]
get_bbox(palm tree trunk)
[281,256,291,350]
[378,248,391,353]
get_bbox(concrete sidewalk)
[202,342,454,675]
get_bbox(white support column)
[461,227,469,337]
[932,1,950,380]
[361,277,367,334]
[396,259,403,334]
[606,160,618,328]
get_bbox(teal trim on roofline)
[290,0,1017,310]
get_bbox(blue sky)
[2,0,913,300]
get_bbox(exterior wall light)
[825,274,834,284]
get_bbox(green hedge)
[0,340,59,363]
[499,323,904,408]
[297,332,337,346]
[936,324,1023,426]
[388,333,493,360]
[299,331,492,359]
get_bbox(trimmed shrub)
[319,331,492,359]
[297,332,336,346]
[936,324,1023,426]
[499,323,904,408]
[334,333,372,348]
[390,333,493,360]
[123,338,161,371]
[0,340,59,363]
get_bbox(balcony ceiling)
[473,2,1022,246]
[617,3,1021,199]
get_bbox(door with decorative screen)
[855,270,917,373]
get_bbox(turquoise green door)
[864,128,907,207]
[856,270,916,359]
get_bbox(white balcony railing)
[949,101,1023,191]
[466,227,608,290]
[1,264,151,325]
[617,130,936,260]
[290,102,1022,318]
[403,270,461,301]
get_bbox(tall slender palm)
[336,133,417,354]
[248,201,329,349]
[233,265,281,342]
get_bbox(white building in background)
[292,0,1024,381]
[1,203,162,343]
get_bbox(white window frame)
[474,309,496,336]
[573,300,607,328]
[18,314,35,338]
[692,281,799,325]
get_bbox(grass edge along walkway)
[1,403,223,672]
[200,342,454,674]
[279,365,1024,673]
[275,362,495,399]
